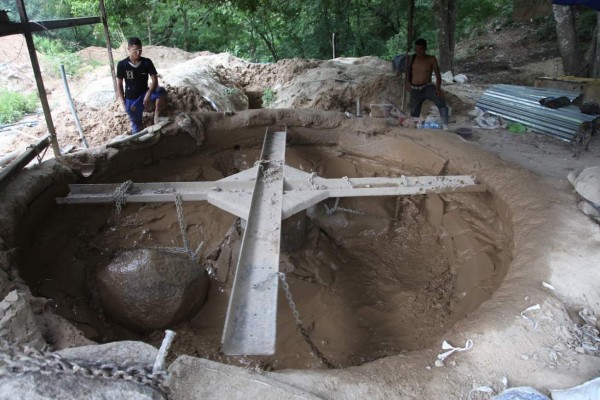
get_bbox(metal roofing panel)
[476,84,597,142]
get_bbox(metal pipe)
[16,0,61,157]
[152,330,176,373]
[0,120,38,131]
[60,64,89,148]
[0,135,51,186]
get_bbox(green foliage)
[456,0,513,40]
[0,90,39,125]
[33,37,89,77]
[0,0,574,67]
[261,88,276,107]
[576,6,598,46]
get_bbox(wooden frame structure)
[0,0,117,159]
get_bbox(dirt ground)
[1,20,599,399]
[1,22,596,181]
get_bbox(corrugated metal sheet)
[476,84,597,142]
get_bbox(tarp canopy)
[553,0,600,11]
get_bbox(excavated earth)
[0,110,599,399]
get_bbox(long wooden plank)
[0,17,101,37]
[221,130,286,355]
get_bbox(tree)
[553,4,586,76]
[435,0,456,73]
[592,12,600,77]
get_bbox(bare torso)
[411,55,437,86]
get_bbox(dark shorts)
[125,86,166,133]
[409,84,447,118]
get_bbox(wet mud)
[16,134,511,370]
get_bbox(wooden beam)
[0,16,100,37]
[0,135,51,187]
[16,0,60,157]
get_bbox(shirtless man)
[406,38,449,130]
[116,37,167,134]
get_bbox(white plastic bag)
[491,387,549,400]
[551,377,600,400]
[441,71,454,84]
[454,73,468,83]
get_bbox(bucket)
[370,104,393,118]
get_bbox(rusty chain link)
[277,272,336,369]
[0,340,168,395]
[111,180,134,224]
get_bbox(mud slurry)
[16,138,511,371]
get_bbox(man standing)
[406,38,449,130]
[116,37,166,134]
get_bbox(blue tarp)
[553,0,600,11]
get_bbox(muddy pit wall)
[120,108,600,317]
[0,110,598,378]
[0,110,506,309]
[0,110,508,331]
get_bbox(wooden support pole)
[99,0,118,99]
[15,0,61,157]
[401,0,415,112]
[0,16,101,37]
[332,32,336,59]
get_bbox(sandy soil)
[2,29,596,183]
[19,143,510,371]
[1,109,598,399]
[1,20,599,398]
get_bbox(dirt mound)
[77,46,111,64]
[0,35,40,93]
[161,60,249,111]
[455,21,560,84]
[267,57,403,113]
[225,58,321,91]
[164,85,216,113]
[139,45,199,69]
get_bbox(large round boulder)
[96,249,209,332]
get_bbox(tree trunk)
[182,8,189,51]
[553,5,585,76]
[591,11,600,78]
[146,16,152,45]
[435,0,456,73]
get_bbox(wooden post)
[401,0,415,112]
[15,0,61,157]
[332,32,336,59]
[99,0,118,99]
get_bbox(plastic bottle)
[422,122,441,129]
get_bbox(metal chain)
[148,193,195,261]
[342,176,353,188]
[277,273,336,369]
[0,340,168,395]
[324,197,392,220]
[111,183,196,262]
[174,193,192,257]
[308,172,325,190]
[111,180,134,223]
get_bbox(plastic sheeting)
[553,0,600,12]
